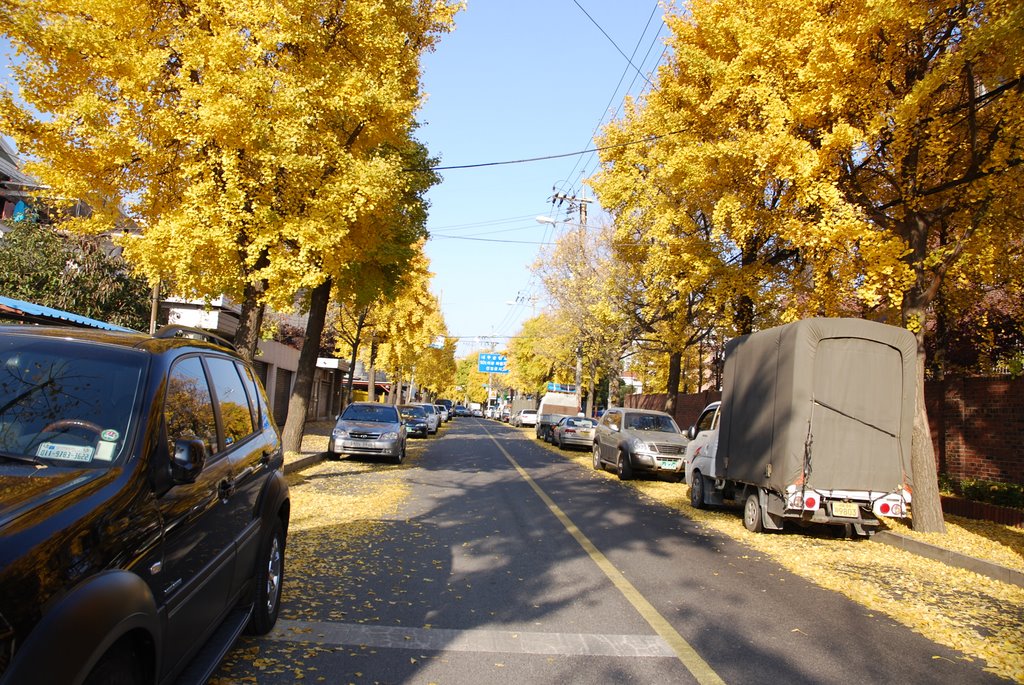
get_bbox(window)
[696,406,718,433]
[206,356,256,447]
[342,403,399,423]
[239,362,273,431]
[0,338,143,466]
[165,357,219,457]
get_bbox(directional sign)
[478,353,508,374]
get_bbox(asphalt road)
[212,418,1007,684]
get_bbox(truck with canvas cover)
[684,318,915,536]
[535,392,580,441]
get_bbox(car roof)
[0,324,241,358]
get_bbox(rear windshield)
[342,404,398,423]
[0,337,145,467]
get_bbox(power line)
[572,0,656,90]
[428,234,554,245]
[562,1,665,190]
[408,129,684,172]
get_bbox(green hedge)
[939,474,1024,510]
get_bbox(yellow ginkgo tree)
[1,0,460,452]
[595,0,1022,531]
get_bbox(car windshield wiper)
[0,450,46,466]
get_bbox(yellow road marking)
[488,432,726,685]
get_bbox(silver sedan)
[329,402,407,464]
[553,416,597,450]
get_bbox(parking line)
[489,432,726,685]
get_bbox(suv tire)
[248,519,285,635]
[616,451,633,480]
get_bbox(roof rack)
[154,325,238,352]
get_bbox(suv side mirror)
[687,426,698,440]
[171,438,207,484]
[609,424,619,432]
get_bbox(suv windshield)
[0,338,144,467]
[624,413,678,433]
[342,404,398,423]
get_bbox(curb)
[873,530,1024,589]
[283,452,325,475]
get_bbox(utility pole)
[551,189,591,413]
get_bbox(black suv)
[0,325,290,685]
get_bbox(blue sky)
[417,1,669,358]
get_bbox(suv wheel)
[248,518,285,635]
[83,642,146,685]
[592,446,602,470]
[616,451,633,480]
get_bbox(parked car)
[453,405,471,417]
[553,416,598,450]
[471,408,483,417]
[399,404,430,438]
[0,324,290,685]
[535,392,580,442]
[329,402,407,463]
[592,407,689,480]
[417,403,441,433]
[512,409,538,427]
[500,408,511,422]
[434,404,450,423]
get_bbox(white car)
[416,403,440,434]
[513,409,538,427]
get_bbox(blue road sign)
[479,353,508,374]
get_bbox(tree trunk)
[343,306,368,409]
[906,304,947,533]
[664,350,681,414]
[367,332,377,402]
[586,364,596,417]
[233,249,270,362]
[281,278,332,454]
[234,287,266,362]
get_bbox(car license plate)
[832,501,859,518]
[659,459,679,469]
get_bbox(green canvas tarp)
[718,318,916,494]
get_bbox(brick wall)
[926,376,1024,484]
[628,376,1023,485]
[625,390,721,431]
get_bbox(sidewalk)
[282,420,332,474]
[873,529,1024,588]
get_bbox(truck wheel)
[743,492,764,533]
[248,518,285,635]
[616,451,633,480]
[690,471,706,509]
[592,446,602,470]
